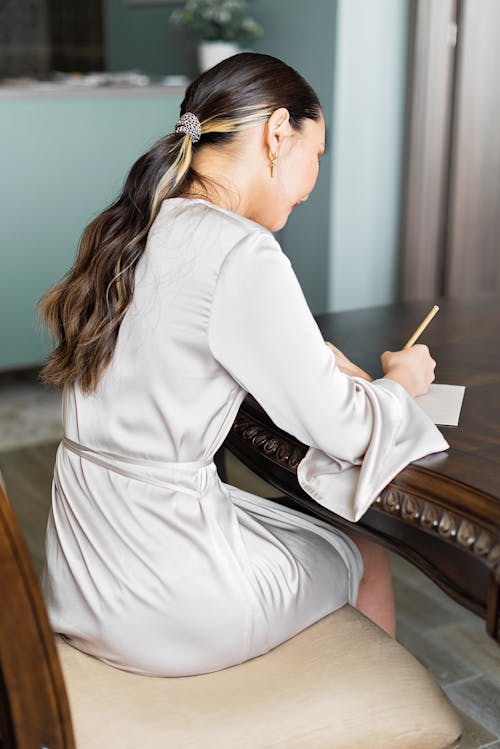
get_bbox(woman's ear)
[265,108,293,154]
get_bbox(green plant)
[170,0,263,43]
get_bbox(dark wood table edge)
[222,398,500,642]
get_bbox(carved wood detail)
[230,414,500,582]
[232,415,306,470]
[376,488,500,582]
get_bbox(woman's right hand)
[381,345,436,398]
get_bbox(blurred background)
[1,5,500,745]
[1,0,499,373]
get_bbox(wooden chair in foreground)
[0,478,462,749]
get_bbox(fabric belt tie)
[61,437,216,497]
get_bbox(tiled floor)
[392,558,500,747]
[0,378,62,450]
[1,379,499,747]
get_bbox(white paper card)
[415,384,465,426]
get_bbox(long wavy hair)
[38,52,321,393]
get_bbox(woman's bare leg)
[345,529,396,638]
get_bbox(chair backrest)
[0,480,75,749]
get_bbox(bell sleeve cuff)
[297,377,449,522]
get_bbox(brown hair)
[38,52,321,393]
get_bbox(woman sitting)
[39,52,446,677]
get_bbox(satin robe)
[42,198,448,676]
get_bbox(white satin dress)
[41,198,448,676]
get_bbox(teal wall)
[1,2,410,369]
[249,0,337,314]
[105,0,337,314]
[105,0,410,315]
[0,93,182,370]
[105,0,197,78]
[328,0,409,311]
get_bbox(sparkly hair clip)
[174,112,201,143]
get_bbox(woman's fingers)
[380,344,437,397]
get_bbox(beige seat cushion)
[57,604,461,749]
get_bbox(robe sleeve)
[207,231,449,522]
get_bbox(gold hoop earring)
[269,153,277,178]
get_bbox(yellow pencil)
[403,305,440,349]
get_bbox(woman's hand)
[381,345,436,398]
[324,342,373,382]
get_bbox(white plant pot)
[197,41,240,73]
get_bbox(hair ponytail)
[39,130,196,393]
[39,52,321,393]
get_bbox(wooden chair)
[0,478,462,749]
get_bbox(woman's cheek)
[309,159,320,190]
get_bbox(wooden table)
[222,294,500,641]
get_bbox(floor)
[1,378,499,747]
